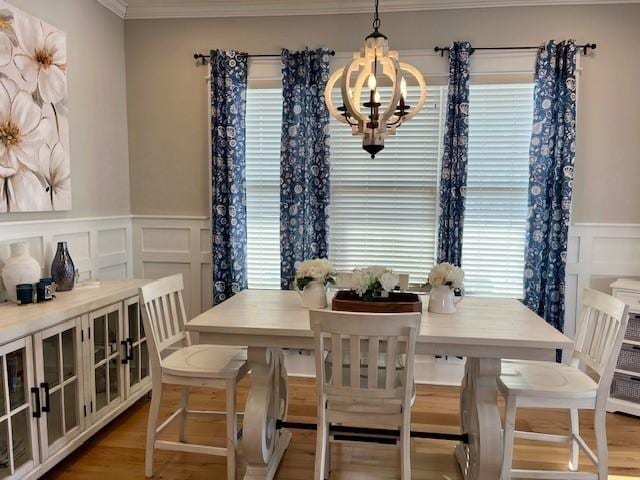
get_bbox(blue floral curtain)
[437,42,473,266]
[523,41,577,332]
[210,50,248,304]
[279,48,331,290]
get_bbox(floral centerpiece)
[332,265,420,313]
[425,263,465,314]
[294,258,335,309]
[350,266,399,301]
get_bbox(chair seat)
[499,360,598,400]
[163,344,248,379]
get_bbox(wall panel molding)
[132,216,211,319]
[0,216,133,301]
[565,223,640,337]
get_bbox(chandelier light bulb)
[400,77,407,100]
[374,90,381,103]
[367,73,377,91]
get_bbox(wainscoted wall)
[131,216,212,320]
[0,216,133,301]
[565,224,640,338]
[3,216,638,384]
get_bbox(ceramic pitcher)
[297,280,328,309]
[428,285,463,314]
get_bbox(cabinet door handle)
[31,387,41,418]
[121,340,129,364]
[41,382,51,413]
[127,338,134,361]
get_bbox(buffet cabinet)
[608,279,640,417]
[0,280,150,479]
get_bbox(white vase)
[1,242,42,302]
[428,285,463,314]
[297,280,328,309]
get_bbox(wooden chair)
[139,274,249,479]
[499,288,629,479]
[310,310,421,480]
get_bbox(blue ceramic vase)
[51,242,75,291]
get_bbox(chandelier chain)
[372,0,381,31]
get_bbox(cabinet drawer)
[611,372,640,403]
[616,291,640,312]
[626,314,640,342]
[617,344,640,374]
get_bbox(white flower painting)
[0,1,70,212]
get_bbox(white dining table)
[186,289,573,480]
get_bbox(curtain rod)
[193,50,336,65]
[433,43,596,57]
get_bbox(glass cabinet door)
[0,338,39,479]
[33,318,84,460]
[88,304,123,421]
[124,298,150,396]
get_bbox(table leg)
[243,347,291,480]
[455,357,502,480]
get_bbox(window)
[245,88,282,289]
[244,82,533,297]
[461,84,534,298]
[328,86,445,283]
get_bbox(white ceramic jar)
[1,242,41,302]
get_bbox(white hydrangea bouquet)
[350,266,399,301]
[425,262,464,290]
[425,262,465,314]
[295,258,335,291]
[294,258,335,309]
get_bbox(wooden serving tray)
[332,290,422,313]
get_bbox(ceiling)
[97,0,640,19]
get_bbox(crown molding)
[123,0,640,19]
[97,0,128,18]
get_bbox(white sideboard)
[608,279,640,417]
[0,279,151,479]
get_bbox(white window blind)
[245,88,282,289]
[461,84,534,298]
[245,83,533,297]
[328,86,445,283]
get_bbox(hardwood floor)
[46,377,640,479]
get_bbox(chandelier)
[324,0,427,158]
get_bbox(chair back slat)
[385,336,398,390]
[311,310,421,404]
[572,288,629,396]
[331,333,342,387]
[368,336,379,389]
[139,274,191,372]
[350,336,361,388]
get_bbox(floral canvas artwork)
[0,1,70,212]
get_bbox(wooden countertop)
[0,279,149,344]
